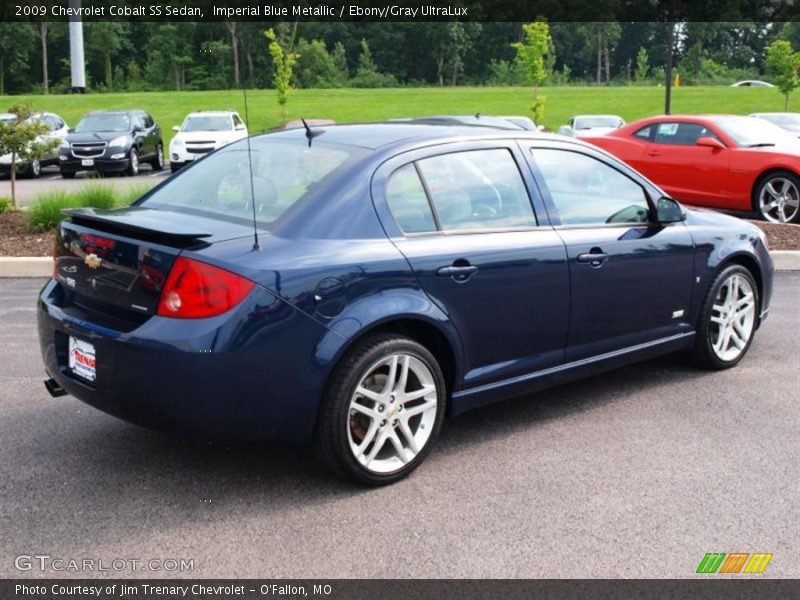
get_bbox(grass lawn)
[0,85,792,146]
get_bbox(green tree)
[634,46,650,82]
[0,23,35,96]
[351,40,396,88]
[266,28,299,123]
[513,21,553,123]
[294,39,342,88]
[331,42,349,80]
[765,40,800,110]
[0,105,59,209]
[86,23,128,91]
[425,22,479,87]
[145,24,195,90]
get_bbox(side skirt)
[450,332,696,415]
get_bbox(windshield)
[140,138,366,226]
[182,115,232,132]
[713,117,800,147]
[755,114,800,131]
[574,116,622,130]
[75,114,130,133]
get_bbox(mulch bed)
[1,211,799,258]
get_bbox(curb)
[2,252,799,278]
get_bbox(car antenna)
[241,85,260,251]
[301,118,324,148]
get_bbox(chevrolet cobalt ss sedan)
[38,124,773,485]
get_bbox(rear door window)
[385,164,437,234]
[416,149,536,232]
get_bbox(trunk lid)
[54,206,256,321]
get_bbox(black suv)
[58,110,163,178]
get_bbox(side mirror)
[172,125,180,132]
[696,136,725,150]
[656,197,685,223]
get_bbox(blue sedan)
[38,123,774,485]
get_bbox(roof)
[185,110,239,116]
[255,122,548,150]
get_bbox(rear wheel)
[688,265,759,370]
[755,171,800,223]
[316,335,445,485]
[150,144,164,171]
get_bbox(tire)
[754,170,800,224]
[60,170,75,179]
[150,143,164,171]
[126,148,139,177]
[688,264,759,370]
[316,334,446,486]
[24,159,41,179]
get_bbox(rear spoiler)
[62,207,212,246]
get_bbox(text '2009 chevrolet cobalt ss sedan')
[38,123,773,485]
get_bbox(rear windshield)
[75,114,130,133]
[140,137,366,226]
[182,115,232,132]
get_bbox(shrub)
[74,183,118,210]
[118,185,152,206]
[26,191,78,232]
[0,197,13,214]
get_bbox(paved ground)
[1,167,166,207]
[1,275,797,579]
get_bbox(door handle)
[437,263,478,280]
[576,249,609,266]
[646,151,661,157]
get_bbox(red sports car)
[586,115,800,223]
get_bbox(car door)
[145,113,160,155]
[638,121,731,205]
[526,143,696,361]
[372,141,570,392]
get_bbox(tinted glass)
[653,122,718,145]
[633,125,652,140]
[417,149,535,231]
[75,114,131,133]
[142,138,365,227]
[573,116,623,129]
[182,115,233,132]
[532,149,650,225]
[712,117,799,147]
[385,164,436,233]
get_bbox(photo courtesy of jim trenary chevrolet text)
[0,0,798,598]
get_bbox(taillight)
[157,256,254,319]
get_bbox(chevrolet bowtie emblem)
[84,253,102,269]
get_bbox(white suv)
[169,111,248,173]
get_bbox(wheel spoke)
[710,314,726,325]
[729,328,745,350]
[351,400,379,419]
[387,431,408,464]
[355,421,381,459]
[397,419,420,454]
[713,326,730,354]
[363,429,388,467]
[382,355,399,394]
[356,385,383,403]
[403,396,437,418]
[765,182,779,198]
[396,355,410,393]
[403,384,437,403]
[735,293,753,311]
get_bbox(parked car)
[58,110,163,178]
[585,114,800,223]
[40,123,773,485]
[169,111,248,173]
[557,114,625,138]
[0,111,69,178]
[730,80,774,87]
[750,112,800,137]
[393,115,537,131]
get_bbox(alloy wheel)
[709,274,756,362]
[129,150,139,175]
[759,177,799,223]
[31,160,40,177]
[156,145,164,169]
[347,353,438,474]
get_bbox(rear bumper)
[37,279,329,443]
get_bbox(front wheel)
[24,159,41,178]
[688,265,759,370]
[316,335,446,485]
[126,148,139,177]
[755,171,800,223]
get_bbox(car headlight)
[109,136,130,147]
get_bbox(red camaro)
[586,115,800,223]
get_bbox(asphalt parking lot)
[0,275,798,579]
[1,168,166,208]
